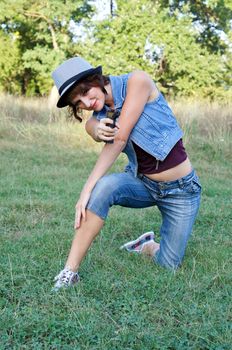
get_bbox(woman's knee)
[91,174,121,201]
[87,174,123,219]
[154,248,183,270]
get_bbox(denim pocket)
[184,178,202,194]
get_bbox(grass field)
[0,95,232,349]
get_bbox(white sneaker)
[52,267,79,292]
[120,231,155,253]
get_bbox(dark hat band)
[58,67,102,95]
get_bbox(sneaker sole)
[120,231,155,251]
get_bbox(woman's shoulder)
[110,70,151,80]
[109,71,153,88]
[128,70,153,85]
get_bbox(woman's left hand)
[74,189,91,229]
[95,118,119,142]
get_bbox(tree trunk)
[49,24,59,51]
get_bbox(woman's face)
[71,86,106,112]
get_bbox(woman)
[51,57,201,291]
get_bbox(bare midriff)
[145,158,192,182]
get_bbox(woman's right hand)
[74,189,92,229]
[95,118,119,142]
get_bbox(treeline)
[1,0,232,100]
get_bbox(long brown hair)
[66,74,110,122]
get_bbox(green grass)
[0,97,232,349]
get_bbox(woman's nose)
[80,96,90,108]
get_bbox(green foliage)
[160,0,232,53]
[0,31,22,94]
[22,46,65,96]
[81,0,231,99]
[0,0,231,99]
[0,0,93,95]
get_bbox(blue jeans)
[87,169,201,269]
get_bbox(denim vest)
[93,73,183,177]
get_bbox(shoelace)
[55,268,77,286]
[52,268,79,292]
[60,270,73,285]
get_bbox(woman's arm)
[85,117,101,142]
[75,71,154,228]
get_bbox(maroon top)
[133,139,187,174]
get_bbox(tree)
[159,0,232,54]
[0,0,94,95]
[0,0,231,99]
[0,30,22,94]
[80,0,231,99]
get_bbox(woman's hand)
[95,118,119,142]
[74,189,92,229]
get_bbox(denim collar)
[109,75,124,110]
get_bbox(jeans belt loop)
[178,179,184,188]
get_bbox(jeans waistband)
[138,169,197,190]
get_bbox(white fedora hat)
[52,57,102,108]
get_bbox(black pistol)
[106,109,120,143]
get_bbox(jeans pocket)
[193,178,202,191]
[185,178,202,194]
